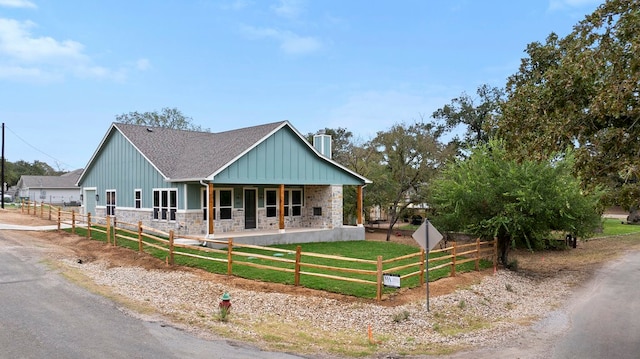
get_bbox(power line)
[4,125,76,170]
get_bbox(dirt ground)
[2,208,638,306]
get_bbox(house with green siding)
[76,121,371,245]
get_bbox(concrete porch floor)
[176,226,365,247]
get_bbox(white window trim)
[201,187,234,221]
[152,188,178,222]
[134,189,142,209]
[264,188,279,218]
[216,188,234,221]
[284,188,303,217]
[106,189,116,216]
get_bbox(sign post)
[412,219,443,311]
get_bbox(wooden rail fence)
[21,200,497,301]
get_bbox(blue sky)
[1,0,602,171]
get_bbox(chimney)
[313,130,332,159]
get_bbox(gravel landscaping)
[58,256,582,357]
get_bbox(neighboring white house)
[16,169,83,205]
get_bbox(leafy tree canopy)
[368,121,456,241]
[432,84,503,149]
[3,160,62,187]
[428,140,602,265]
[498,0,640,210]
[115,107,209,132]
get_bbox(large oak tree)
[498,0,640,213]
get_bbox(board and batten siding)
[80,129,175,209]
[214,126,362,185]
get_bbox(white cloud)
[241,25,321,55]
[0,19,85,63]
[0,0,36,8]
[0,18,127,82]
[271,0,304,19]
[136,58,150,71]
[0,64,61,82]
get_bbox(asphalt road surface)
[0,230,308,359]
[551,250,640,358]
[447,249,640,359]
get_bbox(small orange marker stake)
[368,325,380,345]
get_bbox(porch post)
[357,185,363,226]
[279,184,285,231]
[208,182,214,235]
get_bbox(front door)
[85,189,96,216]
[244,189,256,229]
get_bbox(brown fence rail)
[21,200,497,301]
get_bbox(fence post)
[227,238,233,275]
[493,237,498,272]
[376,255,383,302]
[48,205,52,221]
[71,210,76,234]
[419,249,426,286]
[87,213,92,239]
[21,199,24,214]
[40,202,43,218]
[138,221,143,253]
[450,241,457,277]
[169,230,174,265]
[294,246,302,286]
[57,207,61,231]
[113,218,118,246]
[475,238,480,271]
[106,215,111,245]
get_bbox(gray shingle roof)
[19,169,83,188]
[114,121,286,180]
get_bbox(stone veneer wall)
[303,185,343,229]
[85,184,345,236]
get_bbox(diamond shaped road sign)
[412,220,443,251]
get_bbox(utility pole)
[1,122,5,209]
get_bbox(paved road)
[0,230,308,359]
[445,250,640,359]
[551,250,640,358]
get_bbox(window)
[134,189,142,209]
[153,189,177,221]
[106,190,116,216]
[219,190,232,220]
[265,189,277,217]
[202,189,208,221]
[313,207,322,216]
[284,189,302,217]
[202,188,233,220]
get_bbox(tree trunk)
[385,217,399,241]
[628,207,640,224]
[385,226,393,241]
[497,234,511,267]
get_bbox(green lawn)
[600,218,640,236]
[66,226,492,299]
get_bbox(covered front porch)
[200,183,365,242]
